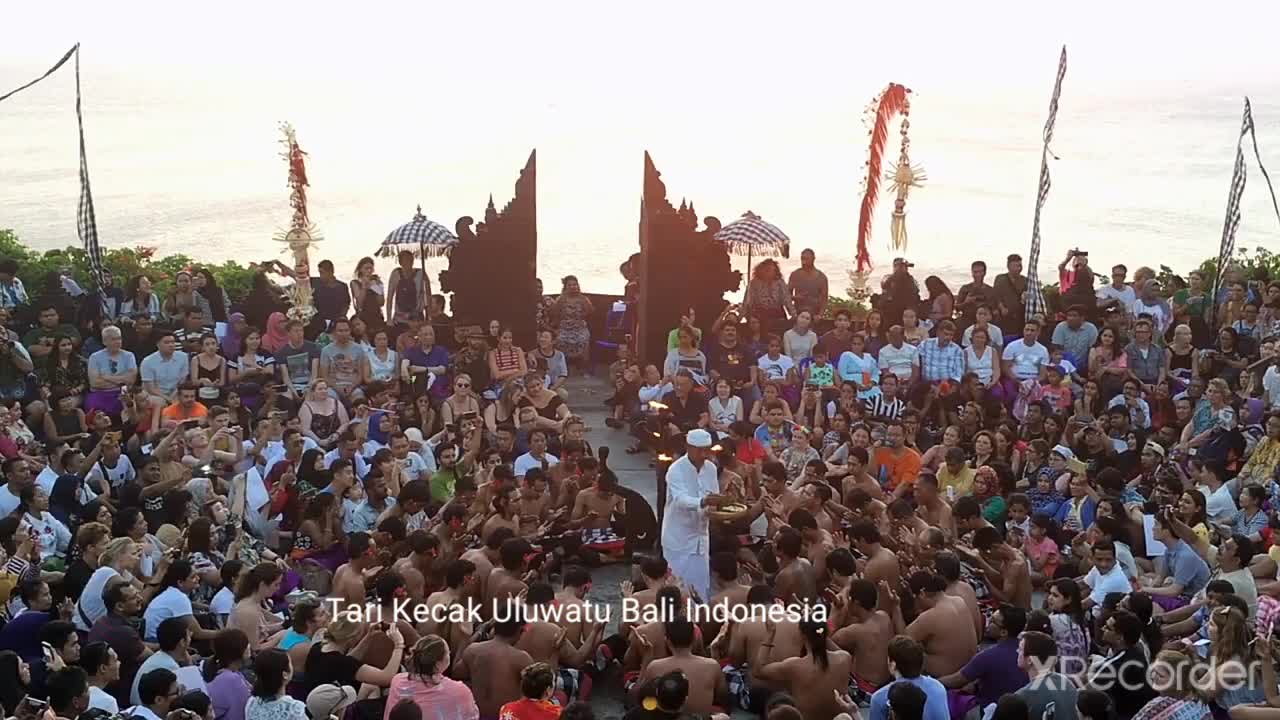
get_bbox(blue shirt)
[88,348,137,381]
[871,676,950,720]
[1162,539,1211,598]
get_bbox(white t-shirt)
[1200,483,1238,523]
[1131,299,1170,334]
[89,686,119,714]
[1264,365,1280,411]
[210,585,235,623]
[397,451,434,483]
[515,452,560,478]
[143,586,195,641]
[1084,564,1132,607]
[707,396,743,427]
[1002,341,1049,381]
[35,466,58,495]
[961,324,1004,349]
[75,566,122,631]
[1096,285,1136,311]
[756,354,795,382]
[878,343,919,381]
[86,454,137,495]
[25,511,71,560]
[0,484,19,517]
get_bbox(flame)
[648,401,668,411]
[657,454,674,463]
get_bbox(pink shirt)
[1025,535,1060,577]
[384,674,479,720]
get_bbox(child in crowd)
[1025,513,1060,587]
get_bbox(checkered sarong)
[580,528,626,552]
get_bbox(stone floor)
[564,373,757,719]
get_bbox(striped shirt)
[865,394,905,421]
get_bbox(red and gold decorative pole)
[275,123,322,324]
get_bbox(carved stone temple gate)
[634,152,740,365]
[439,151,539,344]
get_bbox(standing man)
[955,260,994,332]
[788,249,829,318]
[386,250,430,328]
[879,258,921,328]
[661,429,730,601]
[311,260,352,328]
[992,254,1027,338]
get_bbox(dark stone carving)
[439,151,538,344]
[635,152,741,364]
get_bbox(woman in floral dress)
[552,275,593,368]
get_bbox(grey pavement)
[565,373,757,719]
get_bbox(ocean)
[3,49,1279,297]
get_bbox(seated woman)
[519,374,572,437]
[302,615,404,698]
[228,562,287,651]
[230,328,277,413]
[289,493,346,574]
[664,327,708,387]
[486,326,528,392]
[440,373,482,429]
[42,337,88,407]
[484,379,524,435]
[364,328,400,394]
[43,391,87,448]
[190,333,227,394]
[749,382,794,426]
[298,380,349,451]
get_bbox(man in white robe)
[661,429,730,601]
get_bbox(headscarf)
[262,312,290,354]
[367,410,391,446]
[221,312,245,359]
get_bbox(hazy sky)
[5,2,1279,96]
[5,2,1280,292]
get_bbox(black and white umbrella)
[376,206,458,259]
[714,210,791,273]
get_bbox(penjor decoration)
[274,123,322,324]
[849,83,922,301]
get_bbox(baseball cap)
[893,257,915,267]
[686,429,713,448]
[307,684,358,720]
[1051,445,1076,461]
[1144,442,1167,459]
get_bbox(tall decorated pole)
[276,123,321,324]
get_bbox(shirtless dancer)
[453,615,534,720]
[831,578,895,700]
[461,526,515,613]
[420,559,480,658]
[967,526,1033,609]
[935,550,984,642]
[772,527,817,605]
[886,571,978,678]
[850,520,901,595]
[913,474,954,534]
[754,618,855,720]
[515,582,604,703]
[632,618,727,715]
[485,537,537,619]
[789,510,835,581]
[331,532,380,612]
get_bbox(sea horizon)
[4,4,1280,296]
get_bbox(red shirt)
[499,698,561,720]
[735,437,767,466]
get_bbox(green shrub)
[1,229,256,306]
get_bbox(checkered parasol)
[714,211,791,258]
[376,206,458,258]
